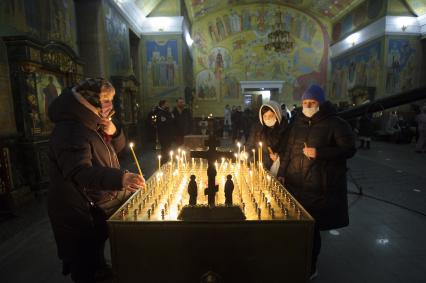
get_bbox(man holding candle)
[279,84,356,280]
[155,100,174,163]
[47,78,145,283]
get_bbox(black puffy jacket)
[280,101,356,230]
[47,89,127,260]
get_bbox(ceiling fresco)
[184,0,365,21]
[134,0,163,16]
[405,0,426,16]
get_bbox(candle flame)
[129,142,134,148]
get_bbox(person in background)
[172,97,192,146]
[280,103,291,123]
[231,105,237,141]
[243,107,255,142]
[386,111,400,136]
[47,78,145,283]
[279,84,356,280]
[290,104,298,123]
[156,100,174,162]
[145,106,157,146]
[358,113,374,149]
[246,100,288,176]
[415,105,426,153]
[232,106,245,143]
[223,104,232,137]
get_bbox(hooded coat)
[280,101,356,230]
[47,88,127,260]
[246,101,288,169]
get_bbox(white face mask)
[264,117,277,127]
[302,107,319,118]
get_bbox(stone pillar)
[74,0,108,78]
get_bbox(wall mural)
[105,3,131,76]
[145,39,180,96]
[386,38,421,95]
[149,0,180,16]
[406,0,426,16]
[330,40,382,100]
[332,0,385,43]
[192,3,329,104]
[185,0,363,21]
[0,0,78,52]
[35,73,64,132]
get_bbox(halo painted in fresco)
[185,0,365,20]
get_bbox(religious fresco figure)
[222,14,232,35]
[214,50,224,80]
[43,76,59,117]
[216,17,226,41]
[208,21,220,42]
[242,9,251,31]
[256,9,266,32]
[230,10,241,33]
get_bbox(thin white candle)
[129,142,143,177]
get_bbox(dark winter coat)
[246,121,288,170]
[172,107,192,136]
[155,106,174,143]
[280,101,356,230]
[47,88,127,260]
[358,115,374,137]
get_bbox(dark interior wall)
[0,0,78,52]
[0,39,16,137]
[422,39,426,87]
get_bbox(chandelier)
[264,12,295,53]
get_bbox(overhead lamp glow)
[185,32,193,47]
[346,32,360,46]
[396,16,416,32]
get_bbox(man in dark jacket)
[155,100,174,162]
[48,78,145,283]
[280,84,356,279]
[172,97,192,146]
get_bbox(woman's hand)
[269,152,278,162]
[303,147,317,159]
[99,118,117,135]
[122,172,145,192]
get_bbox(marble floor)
[0,141,425,283]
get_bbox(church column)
[74,0,108,78]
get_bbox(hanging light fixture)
[264,12,295,53]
